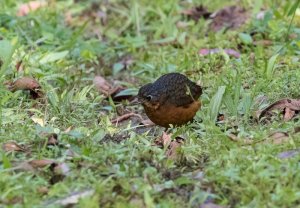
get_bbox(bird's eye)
[146,95,153,101]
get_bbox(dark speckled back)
[139,73,202,107]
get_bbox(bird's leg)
[164,127,172,134]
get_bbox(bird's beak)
[131,96,142,105]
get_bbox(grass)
[1,0,300,207]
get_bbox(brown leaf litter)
[181,5,248,32]
[154,132,184,159]
[226,133,254,145]
[2,141,27,152]
[267,132,290,144]
[37,186,49,195]
[209,6,249,32]
[46,133,59,146]
[7,77,43,99]
[181,5,211,21]
[10,159,70,182]
[200,202,226,208]
[38,132,59,146]
[93,75,134,102]
[258,98,300,121]
[227,128,297,145]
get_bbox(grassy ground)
[1,0,300,207]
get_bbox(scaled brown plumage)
[138,73,202,128]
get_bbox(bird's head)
[138,83,161,110]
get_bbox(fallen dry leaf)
[31,116,45,127]
[200,202,225,208]
[46,133,58,146]
[259,98,300,121]
[17,1,47,16]
[64,126,73,133]
[267,132,290,144]
[154,132,184,159]
[37,132,59,147]
[227,133,239,142]
[93,75,133,101]
[181,5,211,21]
[253,40,273,46]
[94,76,113,96]
[2,141,26,152]
[9,159,70,185]
[16,60,23,72]
[28,159,55,169]
[93,75,113,96]
[37,186,49,195]
[8,77,42,99]
[199,48,240,58]
[226,133,255,145]
[289,33,298,40]
[284,107,296,121]
[209,6,249,32]
[154,132,172,147]
[11,159,55,172]
[166,137,184,160]
[9,77,40,92]
[162,132,172,147]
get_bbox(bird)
[138,73,202,128]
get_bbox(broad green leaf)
[0,38,17,78]
[253,0,263,14]
[144,190,155,208]
[208,86,226,122]
[239,33,253,45]
[0,40,13,61]
[1,153,11,169]
[288,0,300,16]
[40,51,69,64]
[112,62,124,75]
[266,53,279,79]
[114,88,138,97]
[175,176,194,185]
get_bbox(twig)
[111,112,143,124]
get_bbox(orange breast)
[144,101,201,128]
